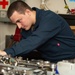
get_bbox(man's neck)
[32,10,36,25]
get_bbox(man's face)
[10,10,34,30]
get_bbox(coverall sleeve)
[5,16,61,57]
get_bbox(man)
[0,1,75,63]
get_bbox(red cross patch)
[0,0,10,10]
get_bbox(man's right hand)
[0,50,7,56]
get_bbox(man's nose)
[16,23,22,29]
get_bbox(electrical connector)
[40,0,45,10]
[40,4,45,9]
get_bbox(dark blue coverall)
[5,7,75,62]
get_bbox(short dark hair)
[7,1,32,18]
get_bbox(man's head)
[7,1,36,30]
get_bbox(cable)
[64,0,71,13]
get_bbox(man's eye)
[16,18,22,23]
[17,20,20,23]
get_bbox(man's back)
[21,8,75,62]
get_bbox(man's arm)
[5,20,61,57]
[4,13,61,57]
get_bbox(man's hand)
[0,50,7,56]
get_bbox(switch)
[0,11,7,18]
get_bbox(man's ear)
[25,9,31,15]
